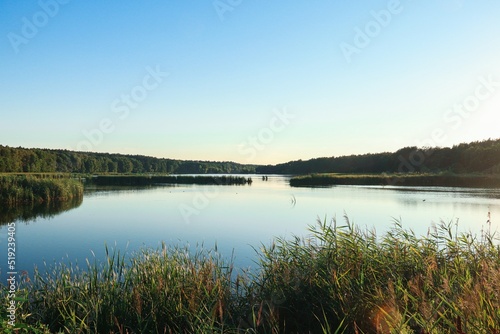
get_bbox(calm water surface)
[2,175,500,278]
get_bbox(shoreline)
[290,173,500,188]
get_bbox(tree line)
[256,138,500,175]
[2,138,499,176]
[0,146,256,174]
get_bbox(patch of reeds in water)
[290,173,500,188]
[91,175,253,186]
[0,175,83,206]
[2,217,500,333]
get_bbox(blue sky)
[1,0,499,164]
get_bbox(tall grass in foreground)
[250,218,500,333]
[0,175,83,206]
[2,218,500,333]
[2,245,238,334]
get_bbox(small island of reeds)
[0,174,83,206]
[90,175,253,186]
[290,172,500,188]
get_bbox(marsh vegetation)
[2,218,499,333]
[0,174,83,207]
[290,172,500,188]
[90,175,253,186]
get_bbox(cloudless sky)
[1,0,500,164]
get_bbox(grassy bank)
[290,172,500,188]
[2,218,500,333]
[0,175,83,206]
[90,175,253,186]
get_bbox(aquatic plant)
[90,175,252,186]
[0,175,83,206]
[290,172,500,188]
[2,217,500,333]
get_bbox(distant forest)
[1,138,499,175]
[256,139,500,175]
[0,146,256,174]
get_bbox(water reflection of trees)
[0,197,83,225]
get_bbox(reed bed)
[289,173,500,188]
[2,245,238,334]
[247,217,500,333]
[2,217,500,333]
[90,175,253,186]
[0,175,83,206]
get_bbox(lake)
[2,175,500,279]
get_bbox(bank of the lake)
[290,172,500,188]
[2,220,499,333]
